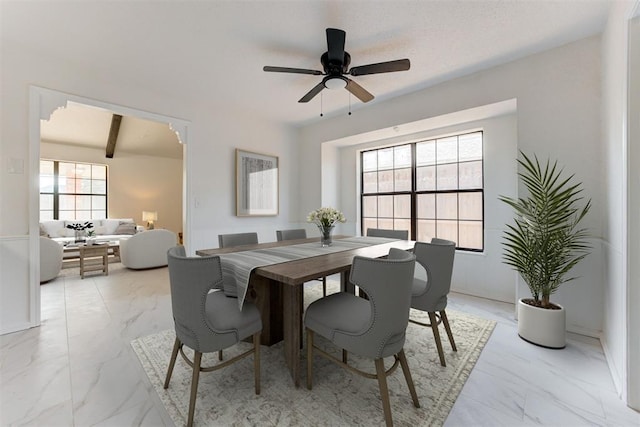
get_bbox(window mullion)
[411,143,417,241]
[53,161,59,219]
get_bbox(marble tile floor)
[1,263,638,426]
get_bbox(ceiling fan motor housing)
[321,51,351,74]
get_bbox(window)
[39,160,107,221]
[361,131,483,251]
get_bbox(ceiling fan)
[263,28,410,104]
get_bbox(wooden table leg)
[282,283,302,387]
[341,269,354,294]
[247,275,283,346]
[80,250,86,279]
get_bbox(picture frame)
[236,149,279,216]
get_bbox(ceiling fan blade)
[345,78,374,103]
[298,81,326,103]
[326,28,346,63]
[349,59,410,76]
[263,66,323,75]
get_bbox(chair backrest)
[276,229,307,241]
[167,246,224,352]
[366,228,409,240]
[337,248,416,359]
[218,232,258,248]
[411,238,456,312]
[119,229,177,269]
[40,236,63,283]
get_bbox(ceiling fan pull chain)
[348,92,352,116]
[320,92,324,117]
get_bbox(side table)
[79,244,109,279]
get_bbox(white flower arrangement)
[307,207,346,228]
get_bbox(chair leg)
[254,332,261,395]
[440,310,457,352]
[218,350,223,361]
[163,337,180,389]
[306,329,314,390]
[428,311,446,367]
[398,349,420,408]
[187,351,202,427]
[322,276,327,296]
[342,349,348,364]
[375,358,393,427]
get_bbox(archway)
[28,86,192,327]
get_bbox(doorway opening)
[29,86,191,327]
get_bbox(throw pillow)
[114,222,137,235]
[39,224,48,237]
[41,220,64,238]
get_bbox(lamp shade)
[142,211,158,222]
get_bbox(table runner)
[218,236,399,308]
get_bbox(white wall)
[298,36,604,337]
[628,14,640,409]
[41,141,183,236]
[0,40,300,334]
[601,0,639,406]
[185,108,300,252]
[0,237,31,333]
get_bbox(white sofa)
[40,236,63,283]
[119,229,177,270]
[40,218,144,245]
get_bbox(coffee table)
[63,241,120,278]
[63,241,120,259]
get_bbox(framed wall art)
[235,149,279,216]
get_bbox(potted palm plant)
[500,151,591,349]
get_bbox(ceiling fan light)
[324,77,347,90]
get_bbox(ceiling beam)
[105,114,122,158]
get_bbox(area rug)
[132,285,495,426]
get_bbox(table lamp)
[142,211,158,230]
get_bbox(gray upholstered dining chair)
[164,246,262,427]
[218,232,258,248]
[304,248,420,427]
[366,228,409,239]
[409,238,457,367]
[276,228,327,296]
[276,228,306,241]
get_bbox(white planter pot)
[517,299,566,349]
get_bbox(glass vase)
[318,225,334,247]
[74,229,86,243]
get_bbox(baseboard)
[600,334,624,399]
[1,320,38,336]
[566,324,601,339]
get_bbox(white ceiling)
[3,0,613,152]
[40,103,183,159]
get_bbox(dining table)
[196,235,416,387]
